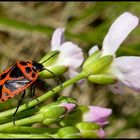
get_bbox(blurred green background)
[0,2,139,138]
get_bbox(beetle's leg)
[13,90,26,125]
[30,84,39,102]
[36,78,54,92]
[43,68,63,88]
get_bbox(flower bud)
[57,126,81,138]
[39,50,68,78]
[83,106,112,126]
[41,105,66,125]
[60,105,112,129]
[83,55,113,76]
[39,50,60,67]
[40,66,67,78]
[59,107,83,126]
[76,122,100,138]
[83,50,101,69]
[57,96,77,104]
[39,97,77,125]
[88,73,117,85]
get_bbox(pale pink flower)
[51,28,84,77]
[83,106,112,126]
[89,12,139,94]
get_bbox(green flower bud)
[76,122,100,138]
[39,50,68,78]
[39,50,60,67]
[59,106,89,127]
[76,122,100,131]
[59,107,83,126]
[88,73,117,85]
[83,50,101,69]
[39,97,77,125]
[42,118,60,125]
[39,66,67,78]
[83,55,113,76]
[57,126,81,138]
[40,105,66,125]
[57,96,77,104]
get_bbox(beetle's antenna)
[43,68,63,88]
[41,52,63,88]
[41,52,59,64]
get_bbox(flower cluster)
[43,12,140,95]
[37,11,139,138]
[86,12,139,94]
[38,96,112,138]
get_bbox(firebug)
[0,52,61,124]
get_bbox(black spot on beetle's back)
[25,67,32,73]
[10,65,23,78]
[32,67,37,73]
[20,62,27,66]
[0,73,7,80]
[0,67,12,80]
[32,73,36,78]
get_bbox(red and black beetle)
[0,52,61,124]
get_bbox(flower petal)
[83,106,112,126]
[51,28,65,50]
[102,12,139,56]
[57,41,84,69]
[60,103,76,114]
[97,128,105,138]
[111,56,140,92]
[88,45,99,55]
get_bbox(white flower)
[102,12,138,56]
[109,57,140,93]
[89,12,139,94]
[51,28,84,73]
[88,45,99,56]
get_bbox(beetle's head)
[32,61,45,72]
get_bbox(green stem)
[0,125,58,134]
[0,71,86,121]
[0,114,43,131]
[0,133,52,138]
[0,107,38,124]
